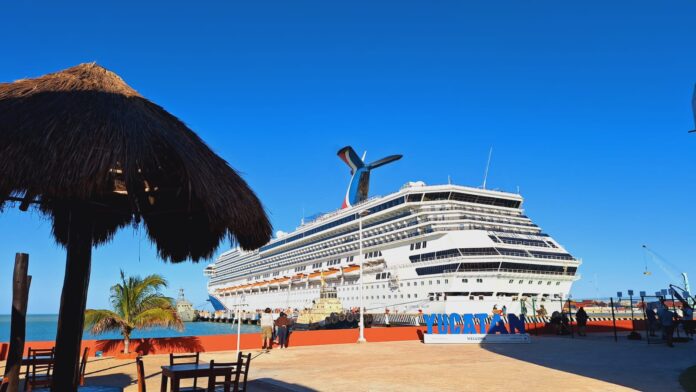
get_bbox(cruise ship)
[206,147,581,316]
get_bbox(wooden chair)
[206,359,237,392]
[78,347,90,386]
[169,352,205,391]
[136,356,147,392]
[24,347,54,391]
[234,352,252,392]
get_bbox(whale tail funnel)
[337,146,402,209]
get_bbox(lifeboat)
[342,265,360,277]
[291,274,307,285]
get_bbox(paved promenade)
[2,334,694,391]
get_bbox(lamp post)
[235,294,246,357]
[357,209,370,343]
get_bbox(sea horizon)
[0,314,259,342]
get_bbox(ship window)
[407,193,423,202]
[414,294,418,298]
[528,280,533,284]
[415,242,421,250]
[421,281,424,286]
[422,241,427,249]
[407,282,410,286]
[407,294,411,298]
[556,282,561,285]
[476,279,483,283]
[423,192,450,201]
[429,280,432,285]
[444,279,448,284]
[462,279,468,283]
[436,280,440,284]
[400,283,403,287]
[519,280,523,284]
[410,244,414,251]
[547,281,552,285]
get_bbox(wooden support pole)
[3,253,30,392]
[52,208,94,391]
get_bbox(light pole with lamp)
[357,209,370,343]
[234,294,247,357]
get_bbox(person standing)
[275,312,292,348]
[658,300,677,347]
[260,308,274,351]
[576,307,588,336]
[502,305,507,317]
[683,306,694,339]
[646,307,658,337]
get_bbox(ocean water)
[0,314,260,342]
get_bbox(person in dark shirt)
[658,300,678,347]
[275,312,293,349]
[576,307,589,336]
[645,307,657,337]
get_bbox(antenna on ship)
[448,175,451,185]
[482,147,493,189]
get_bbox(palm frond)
[138,294,174,313]
[132,274,168,307]
[84,309,128,335]
[132,307,184,331]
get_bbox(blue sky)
[1,1,695,313]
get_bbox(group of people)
[491,304,508,317]
[645,300,694,347]
[259,308,295,351]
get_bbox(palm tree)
[84,270,183,354]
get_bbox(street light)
[357,209,371,343]
[234,294,247,357]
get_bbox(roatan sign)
[423,313,531,344]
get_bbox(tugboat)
[176,288,197,322]
[293,274,369,330]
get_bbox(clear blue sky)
[1,1,695,313]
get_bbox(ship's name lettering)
[422,313,526,335]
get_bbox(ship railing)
[298,196,383,227]
[441,268,575,277]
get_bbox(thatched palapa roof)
[0,63,271,261]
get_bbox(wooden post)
[3,253,30,392]
[52,208,94,391]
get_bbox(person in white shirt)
[260,307,274,351]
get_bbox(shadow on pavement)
[481,334,694,391]
[248,378,319,391]
[84,372,133,388]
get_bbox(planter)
[114,352,139,360]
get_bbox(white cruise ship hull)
[206,183,580,318]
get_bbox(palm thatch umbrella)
[0,63,272,390]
